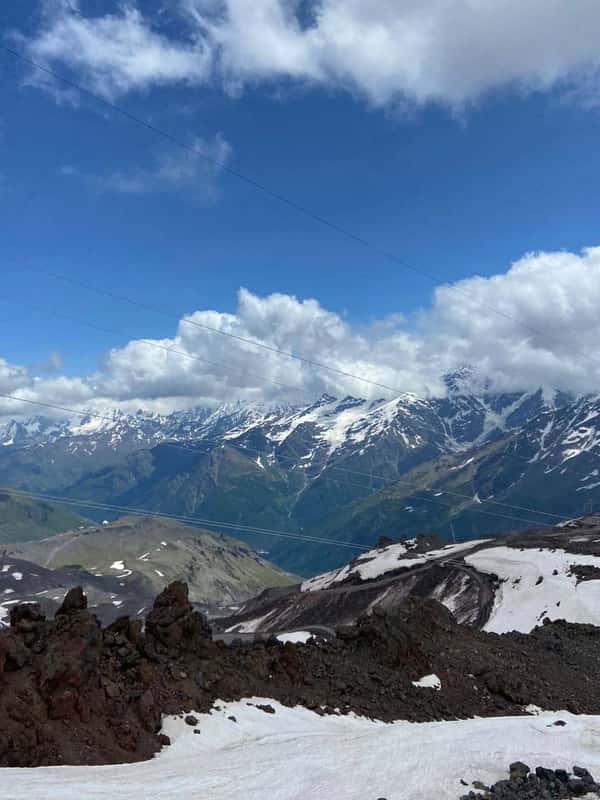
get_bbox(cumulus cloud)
[60,133,232,194]
[3,246,600,422]
[18,0,600,109]
[22,2,211,100]
[427,247,600,394]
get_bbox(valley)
[3,371,599,576]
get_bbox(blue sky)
[2,1,600,414]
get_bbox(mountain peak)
[316,393,338,404]
[442,366,492,396]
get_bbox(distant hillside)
[218,516,600,636]
[3,373,598,575]
[5,515,298,615]
[0,491,88,544]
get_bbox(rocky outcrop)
[2,582,600,767]
[0,581,214,766]
[461,762,600,798]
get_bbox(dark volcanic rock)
[2,583,600,768]
[56,586,87,616]
[145,580,212,657]
[461,763,600,798]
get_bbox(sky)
[2,1,600,417]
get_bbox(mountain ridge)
[2,372,597,574]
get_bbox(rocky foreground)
[2,581,600,767]
[460,762,600,798]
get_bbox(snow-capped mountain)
[0,380,552,503]
[0,371,591,574]
[0,369,564,466]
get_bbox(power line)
[0,46,587,544]
[0,486,369,552]
[4,44,598,377]
[24,266,405,397]
[0,480,547,559]
[8,274,568,485]
[0,296,314,400]
[324,473,551,529]
[0,390,570,529]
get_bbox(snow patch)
[276,631,314,644]
[412,674,441,690]
[466,545,600,633]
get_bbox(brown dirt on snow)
[2,581,600,767]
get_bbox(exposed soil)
[2,581,600,767]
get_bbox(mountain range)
[1,368,599,574]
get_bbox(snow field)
[465,545,600,633]
[1,701,599,799]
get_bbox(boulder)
[56,587,87,616]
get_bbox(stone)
[56,587,87,616]
[509,761,530,781]
[573,765,593,782]
[255,703,276,714]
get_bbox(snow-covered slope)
[465,544,600,633]
[218,518,600,635]
[0,371,564,473]
[219,534,498,633]
[1,699,598,800]
[301,538,492,592]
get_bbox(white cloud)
[3,245,600,421]
[61,133,232,194]
[0,358,30,394]
[426,246,600,394]
[23,2,211,100]
[20,0,600,109]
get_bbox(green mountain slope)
[287,439,513,574]
[0,491,88,544]
[8,515,298,608]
